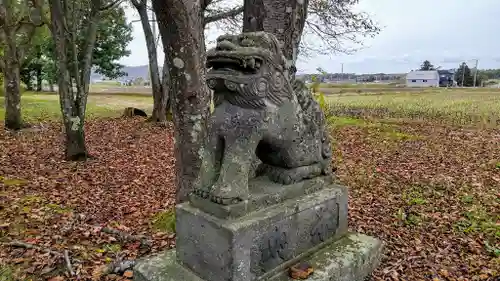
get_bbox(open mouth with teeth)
[206,54,264,74]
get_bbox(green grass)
[92,81,122,86]
[3,88,500,128]
[454,207,500,238]
[326,116,366,127]
[325,89,500,126]
[0,92,153,122]
[151,210,176,233]
[0,265,15,281]
[325,116,422,141]
[318,82,403,88]
[0,176,28,187]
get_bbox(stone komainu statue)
[193,31,333,205]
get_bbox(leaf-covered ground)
[0,117,499,280]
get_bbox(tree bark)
[2,0,23,130]
[243,0,308,80]
[131,0,167,123]
[3,53,22,130]
[36,66,43,91]
[49,0,104,160]
[64,121,87,160]
[49,0,89,160]
[153,0,210,203]
[36,49,43,91]
[161,56,172,120]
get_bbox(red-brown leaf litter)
[0,118,499,280]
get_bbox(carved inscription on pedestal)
[310,203,340,244]
[252,199,342,278]
[259,225,290,272]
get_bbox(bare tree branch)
[64,250,76,276]
[303,0,380,54]
[130,18,156,23]
[201,0,214,12]
[204,0,242,34]
[203,5,243,26]
[100,0,124,11]
[130,0,146,7]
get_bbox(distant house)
[406,70,439,87]
[437,69,456,87]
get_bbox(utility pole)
[472,59,478,87]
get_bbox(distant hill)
[91,65,161,82]
[91,65,407,83]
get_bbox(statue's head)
[206,32,292,108]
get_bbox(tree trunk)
[243,0,308,80]
[161,56,172,120]
[2,0,23,130]
[132,0,167,123]
[49,0,89,160]
[36,52,43,92]
[153,0,210,203]
[3,57,22,130]
[25,77,34,91]
[63,120,88,160]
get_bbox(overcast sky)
[119,0,500,74]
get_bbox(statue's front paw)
[209,184,248,205]
[210,195,243,205]
[192,186,213,199]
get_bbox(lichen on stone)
[70,116,81,131]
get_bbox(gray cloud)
[120,0,500,74]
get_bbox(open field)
[0,92,154,122]
[325,88,500,127]
[4,88,500,126]
[0,89,499,280]
[86,82,500,95]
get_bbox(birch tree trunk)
[243,0,309,80]
[153,0,210,203]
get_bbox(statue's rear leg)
[256,137,332,185]
[258,163,325,185]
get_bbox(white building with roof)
[406,70,440,87]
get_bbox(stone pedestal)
[134,177,383,281]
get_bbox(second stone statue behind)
[192,31,334,206]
